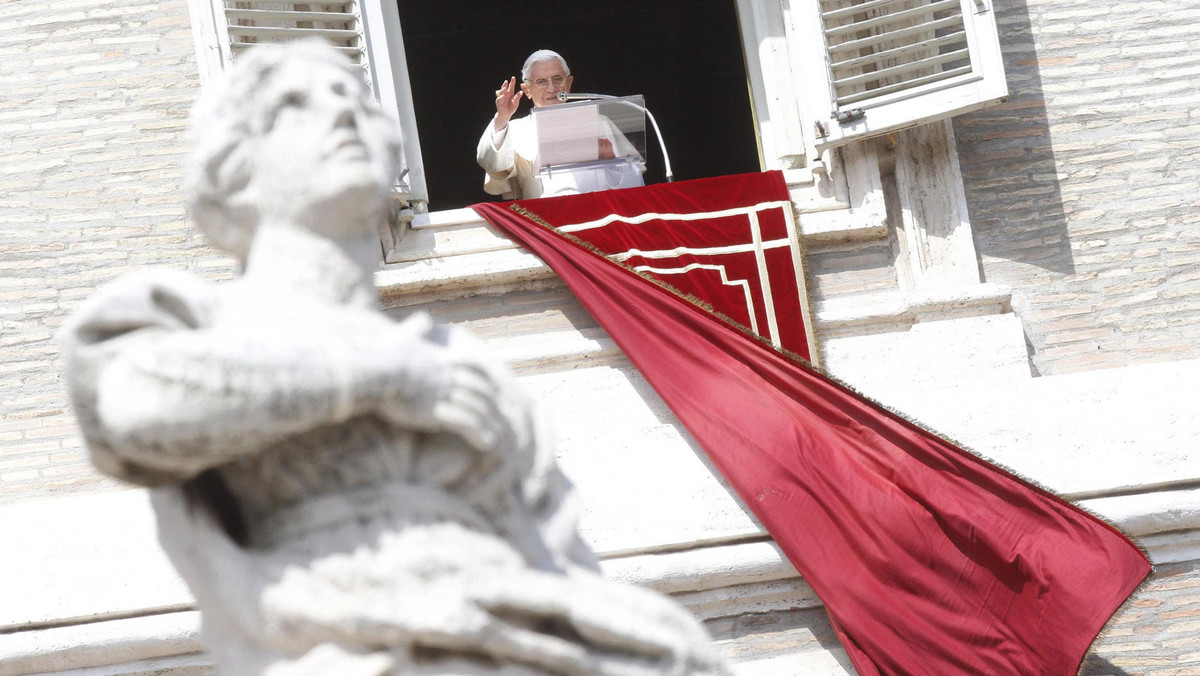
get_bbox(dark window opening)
[396,0,761,210]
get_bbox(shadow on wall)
[705,605,857,674]
[952,0,1076,278]
[1080,655,1134,676]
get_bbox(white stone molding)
[3,483,1198,674]
[887,118,984,290]
[734,0,813,170]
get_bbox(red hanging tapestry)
[473,171,1150,676]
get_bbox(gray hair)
[185,39,402,259]
[521,49,570,82]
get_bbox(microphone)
[553,92,674,181]
[557,92,604,102]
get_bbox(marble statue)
[61,40,729,675]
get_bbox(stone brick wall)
[1083,559,1200,676]
[954,0,1200,375]
[0,0,233,503]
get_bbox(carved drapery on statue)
[473,171,1151,676]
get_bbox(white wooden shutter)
[797,0,1008,149]
[220,2,367,68]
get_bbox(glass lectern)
[531,95,648,196]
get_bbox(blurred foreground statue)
[61,41,729,676]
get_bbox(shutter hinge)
[833,108,865,124]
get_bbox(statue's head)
[186,40,403,259]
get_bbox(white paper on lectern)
[534,104,600,167]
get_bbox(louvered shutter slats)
[820,0,973,109]
[836,63,971,105]
[840,46,969,88]
[830,31,965,70]
[227,26,361,41]
[222,1,365,64]
[228,43,364,58]
[825,15,962,56]
[820,0,911,22]
[823,0,960,38]
[224,9,357,24]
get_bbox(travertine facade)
[0,0,235,501]
[955,0,1200,375]
[2,0,1199,674]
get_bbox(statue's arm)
[61,271,517,485]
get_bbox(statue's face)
[248,58,392,236]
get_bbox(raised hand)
[493,76,524,131]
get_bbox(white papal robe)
[476,114,644,200]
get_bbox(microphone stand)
[558,92,673,182]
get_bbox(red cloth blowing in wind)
[472,171,1150,675]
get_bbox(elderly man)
[477,49,643,200]
[62,40,726,676]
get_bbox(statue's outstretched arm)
[62,270,523,485]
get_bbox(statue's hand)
[463,570,731,675]
[256,529,728,676]
[424,349,517,454]
[374,319,528,459]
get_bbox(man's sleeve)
[476,120,520,197]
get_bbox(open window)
[393,0,761,212]
[793,0,1008,150]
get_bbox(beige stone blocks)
[0,0,233,501]
[954,0,1200,376]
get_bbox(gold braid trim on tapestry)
[506,204,792,361]
[503,202,1152,574]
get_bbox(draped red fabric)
[489,172,814,362]
[472,172,1150,675]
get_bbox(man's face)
[520,60,573,108]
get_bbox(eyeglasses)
[524,75,567,90]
